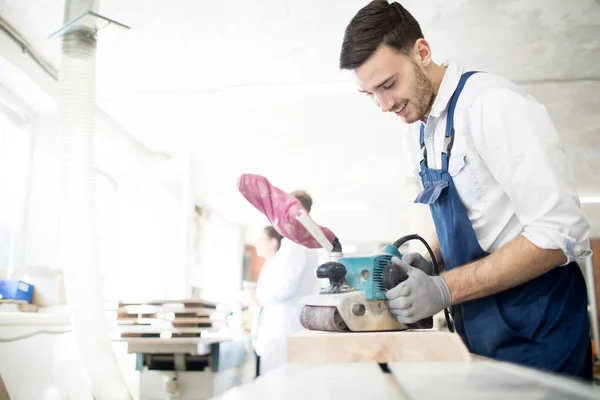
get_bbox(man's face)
[354,43,434,124]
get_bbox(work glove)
[386,257,451,325]
[401,252,435,276]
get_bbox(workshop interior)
[0,0,599,399]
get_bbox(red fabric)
[237,174,336,249]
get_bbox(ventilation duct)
[55,1,132,398]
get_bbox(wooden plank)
[115,307,214,316]
[212,363,406,400]
[119,332,203,338]
[287,330,471,364]
[116,313,157,320]
[120,336,237,354]
[173,323,213,328]
[113,318,163,325]
[116,337,233,345]
[118,299,217,308]
[115,326,215,334]
[171,317,211,324]
[0,299,27,305]
[388,361,600,399]
[125,341,211,355]
[0,300,39,313]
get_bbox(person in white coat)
[253,191,321,375]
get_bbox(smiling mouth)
[394,101,407,115]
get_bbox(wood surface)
[287,329,471,364]
[213,363,405,400]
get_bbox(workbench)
[214,328,599,399]
[116,334,255,400]
[213,360,600,399]
[110,299,254,400]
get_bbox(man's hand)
[402,252,435,275]
[386,257,451,324]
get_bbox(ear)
[413,38,432,67]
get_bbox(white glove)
[386,257,451,324]
[402,252,435,276]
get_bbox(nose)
[376,93,395,113]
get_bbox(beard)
[391,61,434,124]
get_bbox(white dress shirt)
[254,238,319,372]
[405,60,590,264]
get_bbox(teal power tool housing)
[321,244,404,300]
[299,235,451,332]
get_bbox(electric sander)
[237,173,453,333]
[298,234,447,332]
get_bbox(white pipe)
[57,23,132,400]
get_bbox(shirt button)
[428,137,433,141]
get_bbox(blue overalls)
[414,71,593,380]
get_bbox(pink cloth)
[237,174,336,249]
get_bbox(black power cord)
[392,234,455,333]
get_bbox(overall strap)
[419,123,427,170]
[420,71,480,172]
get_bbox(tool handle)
[296,210,334,252]
[382,262,409,290]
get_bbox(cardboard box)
[0,279,34,303]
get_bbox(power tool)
[237,173,453,333]
[297,222,449,332]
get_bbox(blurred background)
[0,1,598,399]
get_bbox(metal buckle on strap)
[443,129,455,160]
[420,145,428,166]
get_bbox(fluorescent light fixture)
[580,196,600,204]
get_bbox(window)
[0,108,31,277]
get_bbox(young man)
[340,0,592,380]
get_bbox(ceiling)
[1,0,600,244]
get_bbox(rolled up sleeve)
[469,87,591,264]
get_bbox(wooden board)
[0,299,39,313]
[115,326,215,334]
[213,363,405,400]
[389,361,600,399]
[287,330,471,364]
[117,299,217,308]
[115,306,214,316]
[113,316,211,326]
[213,361,600,400]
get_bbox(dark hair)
[291,190,313,213]
[264,226,283,250]
[340,1,424,70]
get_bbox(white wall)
[196,210,244,303]
[104,183,181,300]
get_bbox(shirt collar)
[428,59,465,119]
